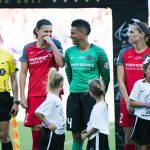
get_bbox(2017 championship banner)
[0,0,148,8]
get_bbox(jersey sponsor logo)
[29,54,52,65]
[125,63,143,70]
[78,56,85,60]
[0,68,6,76]
[71,63,94,68]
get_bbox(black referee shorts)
[66,92,96,132]
[0,91,14,121]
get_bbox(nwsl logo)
[115,19,140,41]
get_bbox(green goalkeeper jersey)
[65,44,110,93]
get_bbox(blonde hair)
[88,78,105,97]
[47,67,63,92]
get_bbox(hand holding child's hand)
[48,122,57,131]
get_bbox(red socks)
[124,144,136,150]
[32,130,42,150]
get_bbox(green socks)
[72,140,84,150]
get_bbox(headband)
[133,23,144,33]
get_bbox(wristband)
[14,100,20,105]
[146,101,149,108]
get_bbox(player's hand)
[43,36,54,45]
[20,96,28,109]
[48,122,57,131]
[128,107,135,115]
[125,99,130,111]
[81,130,87,140]
[10,104,19,117]
[126,100,134,115]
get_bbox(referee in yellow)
[0,35,19,150]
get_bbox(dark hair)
[33,19,52,38]
[133,22,150,47]
[47,67,64,92]
[88,79,104,97]
[71,19,91,35]
[142,57,150,80]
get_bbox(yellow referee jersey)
[0,48,17,92]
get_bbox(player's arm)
[129,81,148,108]
[43,36,64,67]
[65,50,72,84]
[117,65,130,110]
[20,62,28,108]
[35,112,46,123]
[8,53,19,116]
[35,112,57,131]
[98,49,110,92]
[81,128,98,140]
[10,71,19,116]
[130,99,147,108]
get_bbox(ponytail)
[47,68,63,92]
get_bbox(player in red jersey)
[19,19,64,150]
[117,22,150,150]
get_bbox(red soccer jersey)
[25,42,59,96]
[122,47,150,104]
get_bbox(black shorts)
[87,133,110,150]
[66,92,95,132]
[38,128,65,150]
[131,116,150,145]
[0,92,14,121]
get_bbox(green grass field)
[10,122,115,150]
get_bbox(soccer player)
[19,19,64,150]
[65,19,110,150]
[117,21,150,150]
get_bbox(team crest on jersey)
[0,68,6,76]
[87,54,92,60]
[104,62,109,69]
